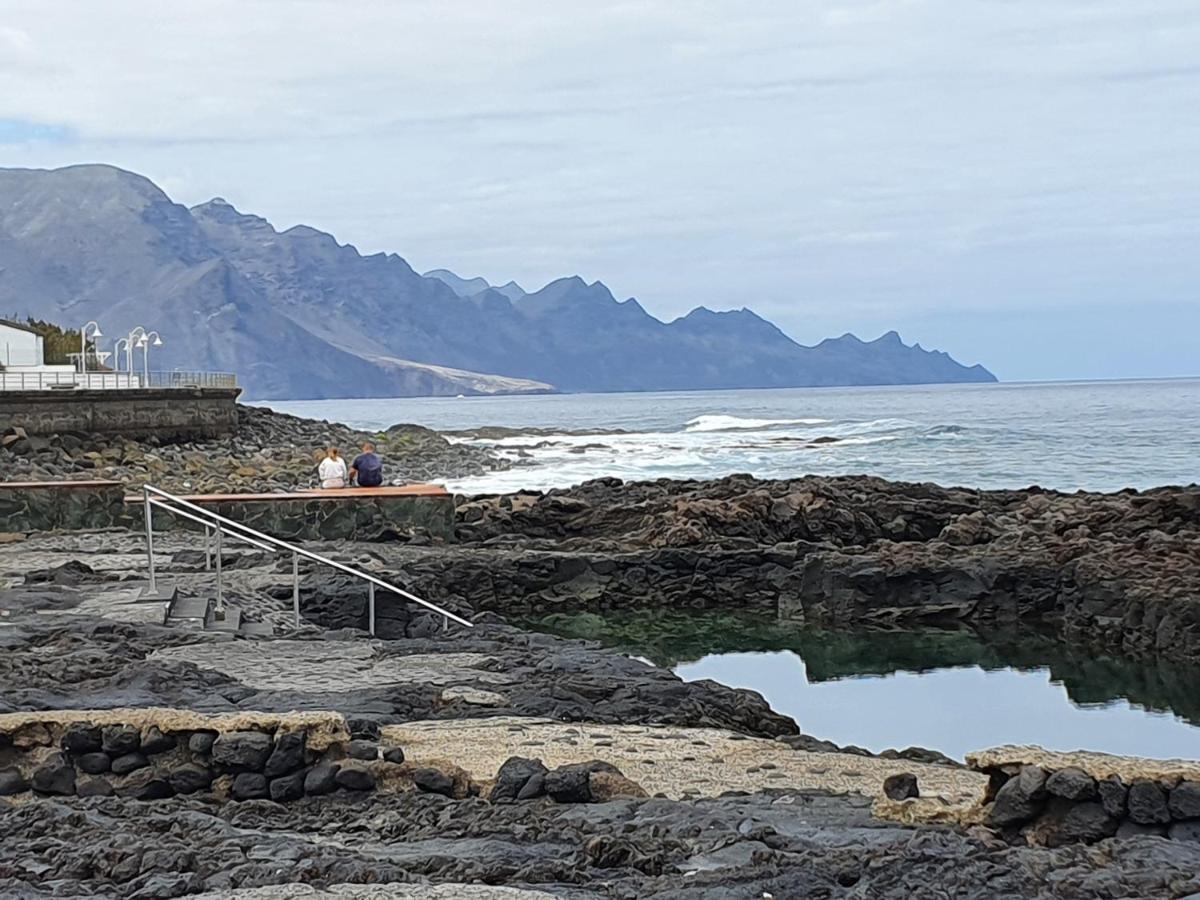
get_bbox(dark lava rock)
[346,740,379,761]
[211,731,272,772]
[263,732,307,778]
[304,763,339,796]
[168,765,213,795]
[517,772,547,800]
[334,768,376,792]
[1168,821,1200,842]
[1168,781,1200,820]
[412,767,455,797]
[1032,800,1118,847]
[232,773,269,801]
[77,752,111,775]
[31,755,75,796]
[61,725,103,754]
[188,730,218,755]
[76,777,115,798]
[126,777,174,801]
[883,773,920,801]
[1098,776,1128,819]
[347,718,381,741]
[545,760,620,804]
[383,747,406,765]
[0,768,29,795]
[490,756,549,802]
[987,766,1047,827]
[269,771,306,802]
[1046,767,1097,801]
[110,753,149,776]
[140,726,176,755]
[1116,821,1166,838]
[1128,780,1172,825]
[101,725,141,755]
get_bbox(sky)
[1,0,1197,381]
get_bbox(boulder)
[517,772,547,800]
[334,768,376,792]
[986,766,1047,827]
[1168,821,1200,842]
[1128,780,1172,825]
[122,772,174,801]
[269,771,307,802]
[140,727,176,755]
[1116,821,1166,839]
[1045,768,1097,801]
[231,773,269,801]
[0,768,29,795]
[345,740,379,761]
[1029,800,1118,847]
[31,755,76,796]
[77,752,111,775]
[211,731,272,772]
[545,761,621,804]
[1168,781,1200,820]
[188,731,218,755]
[110,753,149,776]
[101,725,141,756]
[589,770,648,802]
[489,757,549,802]
[168,765,213,795]
[411,767,454,797]
[883,773,920,801]
[383,747,406,765]
[1098,776,1128,819]
[61,725,103,754]
[263,732,307,778]
[304,763,339,796]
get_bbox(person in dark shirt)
[350,441,384,487]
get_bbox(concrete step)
[165,595,210,628]
[204,605,242,633]
[136,581,179,604]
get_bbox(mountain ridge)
[0,164,996,398]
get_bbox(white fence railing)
[0,371,237,391]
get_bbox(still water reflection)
[527,611,1200,761]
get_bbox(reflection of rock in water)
[527,612,1200,727]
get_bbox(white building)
[0,320,135,390]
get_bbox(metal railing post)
[368,583,376,636]
[292,551,300,627]
[143,487,157,593]
[214,527,224,616]
[204,526,212,571]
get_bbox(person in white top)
[318,446,348,488]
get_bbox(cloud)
[0,0,1197,379]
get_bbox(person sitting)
[318,446,348,488]
[351,441,384,487]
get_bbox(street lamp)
[126,327,148,374]
[140,331,163,383]
[79,321,102,377]
[113,338,131,372]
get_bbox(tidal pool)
[526,611,1200,761]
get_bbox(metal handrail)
[141,484,472,633]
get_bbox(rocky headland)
[2,411,1199,897]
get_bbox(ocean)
[261,377,1200,494]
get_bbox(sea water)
[261,377,1200,494]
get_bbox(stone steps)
[163,592,273,640]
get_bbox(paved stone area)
[192,886,558,899]
[385,716,989,811]
[151,640,516,691]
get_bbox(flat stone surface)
[383,717,988,808]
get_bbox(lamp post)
[113,338,130,372]
[140,331,163,384]
[79,321,102,377]
[126,327,147,375]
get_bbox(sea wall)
[0,480,127,533]
[0,388,240,440]
[0,710,642,807]
[137,487,455,542]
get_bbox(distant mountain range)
[0,165,996,399]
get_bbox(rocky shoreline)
[2,408,1200,897]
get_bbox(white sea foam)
[684,414,830,432]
